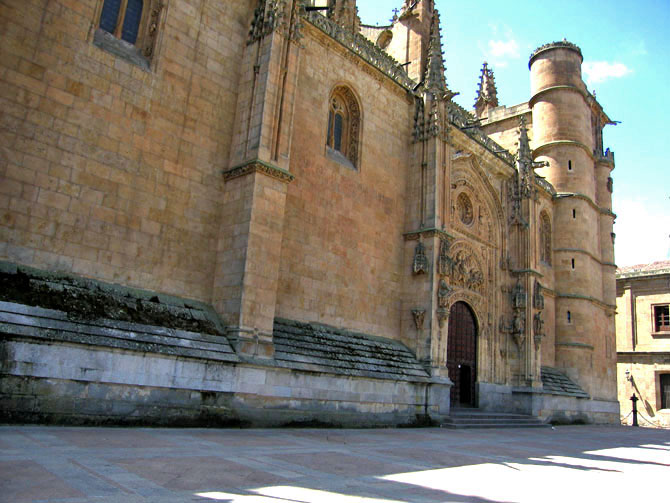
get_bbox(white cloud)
[488,39,520,59]
[582,61,632,85]
[614,198,670,266]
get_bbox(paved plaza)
[0,425,668,503]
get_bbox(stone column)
[212,1,302,358]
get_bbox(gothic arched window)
[326,86,361,168]
[540,211,552,265]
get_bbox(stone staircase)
[441,409,549,429]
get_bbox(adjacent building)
[616,261,670,427]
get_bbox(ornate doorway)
[447,301,478,407]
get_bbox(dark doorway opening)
[447,301,477,407]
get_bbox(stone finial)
[423,10,448,94]
[328,0,361,33]
[517,116,532,163]
[474,62,499,118]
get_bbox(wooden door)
[447,302,477,407]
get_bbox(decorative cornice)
[403,227,455,241]
[532,138,595,162]
[303,10,416,90]
[510,268,544,277]
[529,40,583,68]
[555,292,616,310]
[555,341,594,350]
[554,192,616,217]
[554,248,615,268]
[223,159,295,183]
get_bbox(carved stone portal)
[449,249,484,294]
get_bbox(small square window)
[653,304,669,333]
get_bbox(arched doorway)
[447,302,478,407]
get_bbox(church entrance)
[447,302,478,407]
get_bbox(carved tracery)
[327,86,361,168]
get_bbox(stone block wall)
[275,26,412,340]
[0,0,252,304]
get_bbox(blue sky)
[357,0,670,266]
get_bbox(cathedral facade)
[0,0,619,425]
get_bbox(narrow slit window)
[567,311,572,323]
[568,160,572,171]
[572,209,576,219]
[571,258,575,269]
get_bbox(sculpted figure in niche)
[512,281,525,309]
[533,312,544,336]
[457,193,474,225]
[413,241,428,274]
[437,279,450,308]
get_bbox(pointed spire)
[517,115,532,163]
[424,10,448,94]
[474,62,499,117]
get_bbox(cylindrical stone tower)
[529,41,616,401]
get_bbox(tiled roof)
[272,318,431,382]
[541,366,589,398]
[617,260,670,278]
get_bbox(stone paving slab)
[0,425,668,503]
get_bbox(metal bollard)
[630,393,639,427]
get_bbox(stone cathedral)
[0,0,619,425]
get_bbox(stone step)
[441,422,550,429]
[441,409,549,429]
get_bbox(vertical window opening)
[572,209,576,219]
[333,113,343,152]
[100,0,122,34]
[567,311,571,323]
[571,258,575,269]
[568,160,572,171]
[121,0,144,44]
[654,305,670,332]
[661,374,670,409]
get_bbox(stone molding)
[403,227,454,241]
[531,137,596,162]
[223,160,295,183]
[554,192,616,218]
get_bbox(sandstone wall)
[0,0,252,303]
[275,27,412,339]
